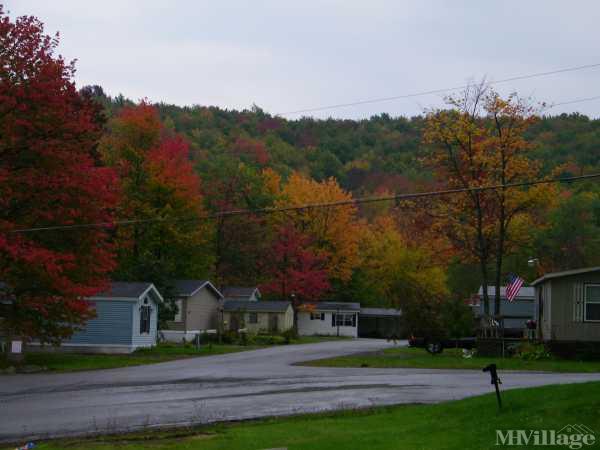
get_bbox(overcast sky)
[6,1,600,119]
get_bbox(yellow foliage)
[276,172,362,281]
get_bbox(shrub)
[517,342,551,360]
[281,329,297,344]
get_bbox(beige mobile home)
[223,300,293,333]
[163,280,223,342]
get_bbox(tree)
[423,84,554,315]
[260,225,330,332]
[357,217,449,336]
[99,103,212,323]
[197,156,277,286]
[261,225,330,301]
[534,189,600,271]
[0,7,119,343]
[277,173,361,282]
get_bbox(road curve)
[1,339,599,443]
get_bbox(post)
[482,363,502,409]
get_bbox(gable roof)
[92,282,163,302]
[303,302,361,312]
[173,280,223,298]
[477,286,535,299]
[221,286,260,299]
[223,299,291,313]
[531,267,600,286]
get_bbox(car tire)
[425,339,443,354]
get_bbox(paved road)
[2,339,600,443]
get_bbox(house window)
[585,284,600,321]
[310,312,324,320]
[248,312,258,324]
[333,313,356,327]
[173,299,183,322]
[140,298,152,334]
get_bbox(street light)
[527,257,539,267]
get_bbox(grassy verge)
[0,343,264,373]
[0,335,349,373]
[303,346,600,373]
[10,382,600,450]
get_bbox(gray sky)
[6,1,600,119]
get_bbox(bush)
[254,334,287,346]
[517,342,551,360]
[281,328,297,344]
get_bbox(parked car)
[409,335,476,354]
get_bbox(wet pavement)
[1,338,599,442]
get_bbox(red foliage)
[231,137,270,165]
[147,135,202,209]
[0,7,119,342]
[260,226,330,301]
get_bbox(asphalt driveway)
[1,339,600,443]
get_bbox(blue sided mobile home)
[63,282,162,353]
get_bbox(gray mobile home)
[477,285,535,332]
[532,267,600,344]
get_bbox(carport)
[358,308,403,338]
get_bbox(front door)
[269,314,278,332]
[230,314,240,332]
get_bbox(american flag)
[506,273,525,302]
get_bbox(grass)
[303,345,600,373]
[0,343,264,373]
[0,335,348,373]
[9,382,600,450]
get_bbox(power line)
[548,95,600,108]
[9,173,600,234]
[277,62,600,116]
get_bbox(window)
[173,299,183,322]
[585,284,600,321]
[248,312,258,324]
[332,313,356,327]
[140,298,152,334]
[310,312,324,321]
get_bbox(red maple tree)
[260,225,330,301]
[0,7,119,343]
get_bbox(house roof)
[477,286,535,298]
[92,282,163,302]
[531,267,600,286]
[223,299,291,313]
[360,307,402,317]
[304,302,361,312]
[0,281,165,303]
[221,286,260,299]
[173,280,223,298]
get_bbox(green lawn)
[14,382,600,450]
[0,336,348,373]
[303,346,600,373]
[0,343,264,373]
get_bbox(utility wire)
[277,62,600,116]
[9,173,600,234]
[548,95,600,108]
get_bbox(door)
[269,314,279,332]
[230,314,240,331]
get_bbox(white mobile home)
[297,302,360,337]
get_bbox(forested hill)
[91,87,600,196]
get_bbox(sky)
[6,1,600,119]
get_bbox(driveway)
[1,339,600,443]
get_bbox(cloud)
[5,0,600,118]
